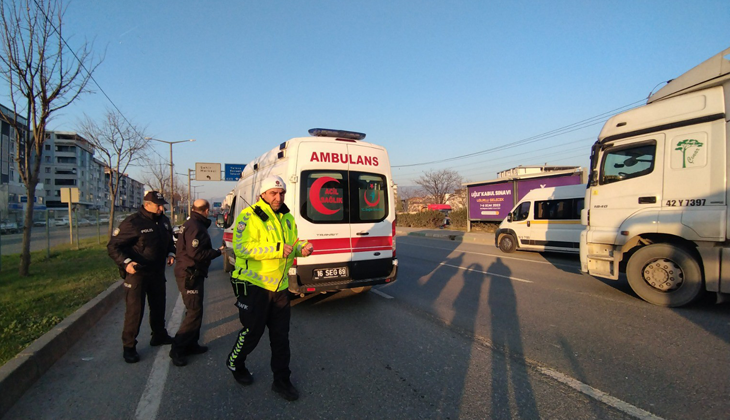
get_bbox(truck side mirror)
[507,213,513,222]
[216,213,225,228]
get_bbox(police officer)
[169,199,225,367]
[226,175,313,401]
[108,191,176,363]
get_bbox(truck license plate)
[313,267,348,281]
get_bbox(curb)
[0,280,124,418]
[396,229,494,245]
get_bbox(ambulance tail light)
[392,219,397,258]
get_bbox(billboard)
[516,174,583,201]
[468,182,514,221]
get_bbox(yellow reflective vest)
[231,198,309,292]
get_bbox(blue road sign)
[224,164,246,181]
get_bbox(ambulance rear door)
[295,139,354,285]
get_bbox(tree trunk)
[19,187,36,276]
[108,194,116,239]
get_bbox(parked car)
[0,221,20,234]
[1,221,20,234]
[78,218,92,227]
[54,218,70,227]
[33,220,47,227]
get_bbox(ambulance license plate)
[313,266,348,281]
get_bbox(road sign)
[224,164,246,181]
[60,188,80,203]
[195,163,222,181]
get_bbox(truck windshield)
[600,142,656,184]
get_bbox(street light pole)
[145,137,195,224]
[187,168,194,217]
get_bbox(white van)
[219,128,398,294]
[495,184,585,254]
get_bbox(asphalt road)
[4,229,729,419]
[0,223,114,255]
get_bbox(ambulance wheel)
[498,233,517,253]
[350,286,372,294]
[626,243,704,307]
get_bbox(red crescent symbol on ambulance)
[309,176,341,215]
[363,190,380,207]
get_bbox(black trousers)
[227,282,291,381]
[172,276,205,352]
[122,271,167,348]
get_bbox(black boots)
[272,378,299,401]
[187,344,208,355]
[123,346,140,363]
[150,333,174,347]
[231,367,253,385]
[169,348,188,367]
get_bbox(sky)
[10,0,730,202]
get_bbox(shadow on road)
[486,257,538,418]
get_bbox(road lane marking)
[536,367,664,420]
[372,288,393,299]
[135,295,185,420]
[399,239,578,269]
[439,262,533,283]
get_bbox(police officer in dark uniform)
[108,191,176,363]
[169,199,225,367]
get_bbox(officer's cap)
[144,191,168,205]
[260,175,286,194]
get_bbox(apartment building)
[0,108,145,221]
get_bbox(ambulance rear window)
[301,171,348,223]
[353,172,387,222]
[300,170,389,224]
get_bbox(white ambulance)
[219,128,398,294]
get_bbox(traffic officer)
[169,199,225,367]
[107,191,176,363]
[226,175,314,401]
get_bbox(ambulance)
[219,128,398,294]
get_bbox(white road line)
[439,262,533,283]
[135,295,185,420]
[371,288,393,299]
[536,367,665,420]
[400,239,578,269]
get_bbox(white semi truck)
[580,46,730,307]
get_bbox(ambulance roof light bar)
[308,128,366,140]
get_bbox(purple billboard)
[516,174,582,201]
[468,182,514,221]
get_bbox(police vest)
[230,198,308,291]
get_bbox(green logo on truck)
[674,139,704,168]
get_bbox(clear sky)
[26,0,730,201]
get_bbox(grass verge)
[0,237,118,366]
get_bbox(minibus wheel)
[626,243,704,307]
[498,233,517,253]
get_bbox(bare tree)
[139,160,168,194]
[77,109,147,237]
[139,160,189,218]
[414,169,463,205]
[395,185,423,213]
[0,0,101,275]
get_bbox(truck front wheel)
[626,243,704,307]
